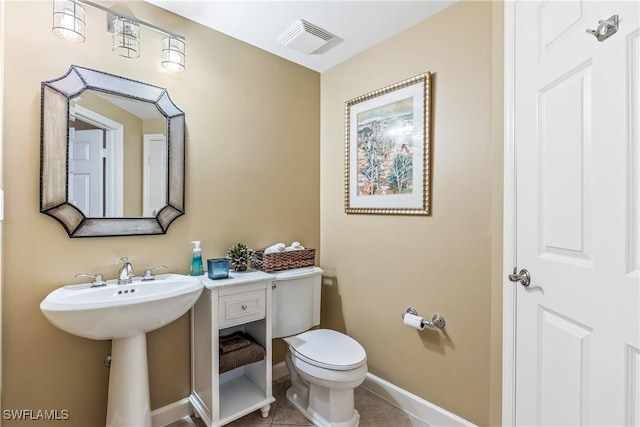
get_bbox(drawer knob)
[241,304,248,310]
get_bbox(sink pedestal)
[106,334,151,427]
[40,274,204,427]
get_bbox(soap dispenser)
[189,241,204,276]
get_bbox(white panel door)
[514,1,639,425]
[69,128,104,217]
[142,133,167,217]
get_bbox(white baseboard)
[151,397,193,427]
[361,374,475,427]
[274,361,474,427]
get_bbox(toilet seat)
[285,329,367,371]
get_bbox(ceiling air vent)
[278,19,335,55]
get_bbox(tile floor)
[167,376,429,427]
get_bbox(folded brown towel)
[219,340,266,373]
[219,332,251,354]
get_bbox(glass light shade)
[161,37,186,72]
[52,0,86,43]
[112,18,140,59]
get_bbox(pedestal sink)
[40,274,204,427]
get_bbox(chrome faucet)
[117,257,134,285]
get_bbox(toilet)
[272,267,367,427]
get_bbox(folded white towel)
[264,243,286,254]
[285,241,305,251]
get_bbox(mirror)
[41,65,185,237]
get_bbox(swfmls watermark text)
[3,409,70,421]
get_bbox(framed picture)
[345,72,431,215]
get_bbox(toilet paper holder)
[403,307,446,329]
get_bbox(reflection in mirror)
[69,90,167,217]
[41,65,185,237]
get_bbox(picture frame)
[344,72,431,215]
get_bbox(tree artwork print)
[356,98,414,196]
[345,72,430,216]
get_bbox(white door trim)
[502,1,517,426]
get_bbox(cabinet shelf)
[219,375,273,422]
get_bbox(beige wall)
[320,2,502,425]
[0,0,5,417]
[489,3,504,426]
[1,1,319,426]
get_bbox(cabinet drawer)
[218,289,265,328]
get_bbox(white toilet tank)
[272,267,323,338]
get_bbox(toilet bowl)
[283,329,367,427]
[272,268,368,427]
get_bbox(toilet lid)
[286,329,367,371]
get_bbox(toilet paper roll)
[403,313,425,330]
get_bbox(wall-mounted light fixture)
[162,37,186,72]
[52,0,86,43]
[112,16,140,59]
[51,0,186,71]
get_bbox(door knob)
[508,268,530,287]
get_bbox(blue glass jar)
[207,258,229,280]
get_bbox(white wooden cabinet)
[190,270,275,426]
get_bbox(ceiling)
[144,1,457,72]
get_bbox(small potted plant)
[226,243,255,272]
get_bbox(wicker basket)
[253,248,316,273]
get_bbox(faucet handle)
[75,273,107,287]
[142,265,167,281]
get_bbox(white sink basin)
[40,273,203,340]
[40,273,204,427]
